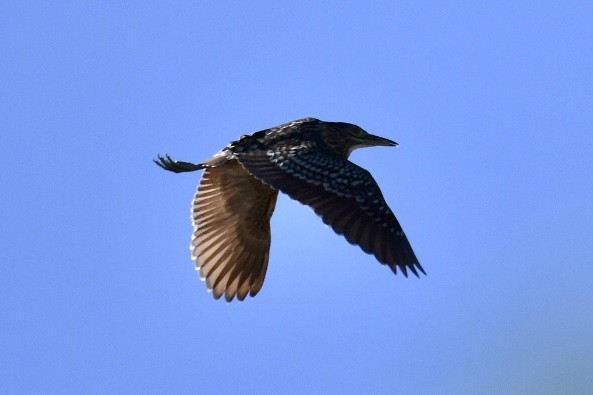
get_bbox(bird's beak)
[359,133,398,147]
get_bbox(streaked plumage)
[155,117,424,301]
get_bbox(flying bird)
[155,117,424,301]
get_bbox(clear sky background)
[2,2,592,394]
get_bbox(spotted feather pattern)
[232,130,424,277]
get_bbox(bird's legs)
[154,154,205,173]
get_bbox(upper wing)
[192,159,279,301]
[235,144,424,277]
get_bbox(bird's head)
[329,122,398,157]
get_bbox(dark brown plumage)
[155,117,424,301]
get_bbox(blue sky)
[2,2,592,393]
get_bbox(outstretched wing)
[235,143,424,277]
[192,159,279,301]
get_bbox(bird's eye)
[353,126,365,137]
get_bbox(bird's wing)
[235,145,424,277]
[192,160,279,301]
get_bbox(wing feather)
[191,160,278,301]
[235,147,424,277]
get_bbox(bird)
[155,117,424,302]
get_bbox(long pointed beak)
[359,133,398,147]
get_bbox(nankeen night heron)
[155,117,424,301]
